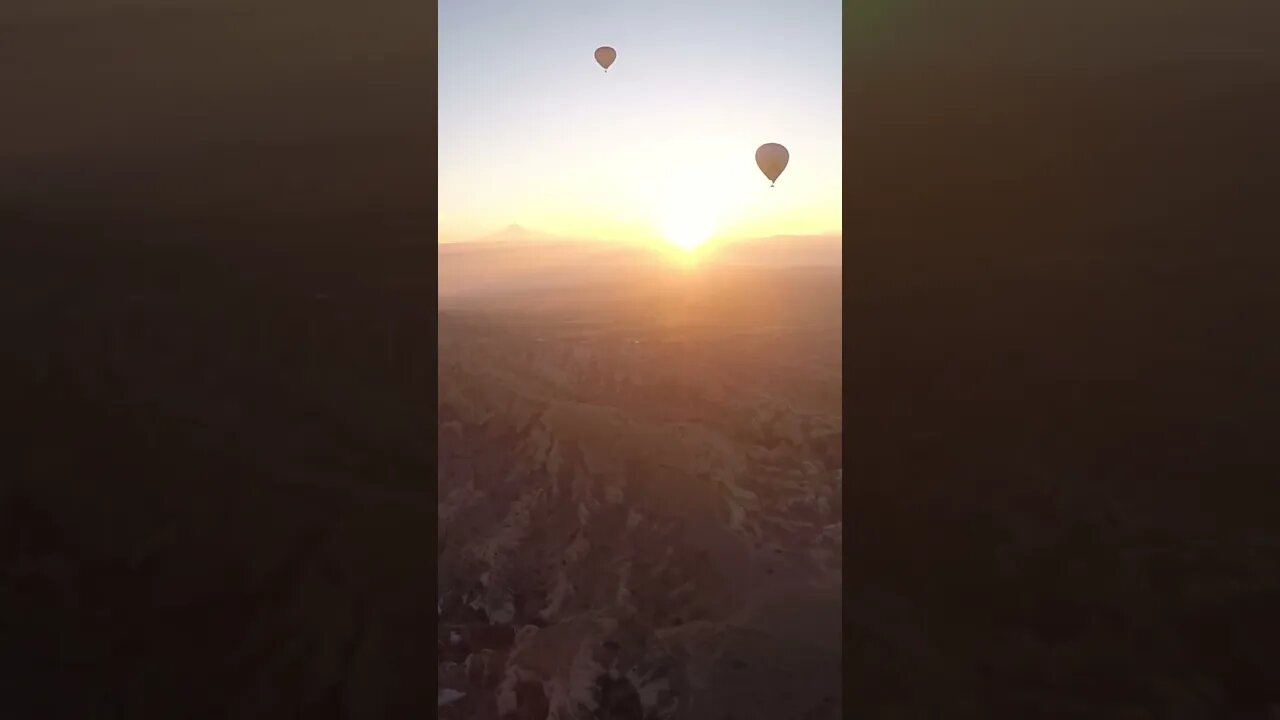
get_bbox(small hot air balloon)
[755,143,789,186]
[595,46,617,72]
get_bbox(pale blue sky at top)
[438,0,842,245]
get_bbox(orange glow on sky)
[438,0,842,249]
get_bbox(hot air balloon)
[755,143,789,186]
[595,46,616,72]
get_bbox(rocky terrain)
[0,227,840,719]
[437,259,843,719]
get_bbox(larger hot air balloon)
[595,46,616,72]
[755,143,789,186]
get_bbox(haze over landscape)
[437,1,843,717]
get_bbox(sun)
[660,203,716,253]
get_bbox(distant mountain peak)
[479,223,549,243]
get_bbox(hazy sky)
[438,0,842,245]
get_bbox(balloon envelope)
[595,46,616,71]
[755,143,789,185]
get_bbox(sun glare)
[660,201,717,254]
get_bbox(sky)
[438,0,842,246]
